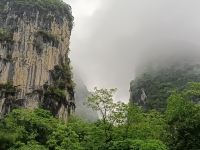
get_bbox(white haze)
[65,0,200,102]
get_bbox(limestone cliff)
[0,0,75,121]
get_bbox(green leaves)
[85,87,168,149]
[87,87,127,124]
[1,84,200,149]
[0,109,88,150]
[108,139,167,150]
[44,87,67,101]
[131,139,167,150]
[0,0,74,30]
[125,105,166,141]
[47,125,83,150]
[166,87,200,150]
[0,28,13,42]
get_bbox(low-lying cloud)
[66,0,200,101]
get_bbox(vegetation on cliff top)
[0,0,74,30]
[6,0,71,13]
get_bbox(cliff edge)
[0,0,75,121]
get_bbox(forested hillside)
[130,64,200,111]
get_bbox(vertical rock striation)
[0,0,75,121]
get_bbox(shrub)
[0,28,13,42]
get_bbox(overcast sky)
[65,0,200,102]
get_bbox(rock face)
[0,0,75,121]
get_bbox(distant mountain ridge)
[130,63,200,111]
[74,72,98,121]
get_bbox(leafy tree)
[166,90,200,150]
[131,139,167,150]
[9,141,47,150]
[87,87,127,143]
[87,87,128,125]
[108,139,167,150]
[86,87,168,149]
[0,131,17,150]
[47,124,83,150]
[0,109,83,150]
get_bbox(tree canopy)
[0,84,200,149]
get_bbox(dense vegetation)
[0,28,13,42]
[130,64,200,111]
[0,0,74,30]
[42,60,75,116]
[0,83,200,150]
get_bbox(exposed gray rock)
[0,0,74,121]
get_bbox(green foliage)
[166,90,200,150]
[108,139,167,150]
[87,87,127,124]
[9,142,47,150]
[0,4,4,11]
[47,124,83,150]
[85,88,168,149]
[44,86,66,101]
[131,139,167,150]
[8,0,74,29]
[0,131,17,150]
[87,87,128,146]
[0,82,19,97]
[0,109,82,150]
[43,59,74,104]
[12,0,69,13]
[182,82,200,103]
[130,64,200,111]
[51,63,74,89]
[126,108,167,141]
[47,62,74,92]
[0,107,168,150]
[0,28,13,42]
[0,0,74,30]
[0,82,16,91]
[2,85,200,149]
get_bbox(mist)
[66,0,200,102]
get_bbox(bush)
[0,28,13,42]
[44,87,66,101]
[0,109,84,150]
